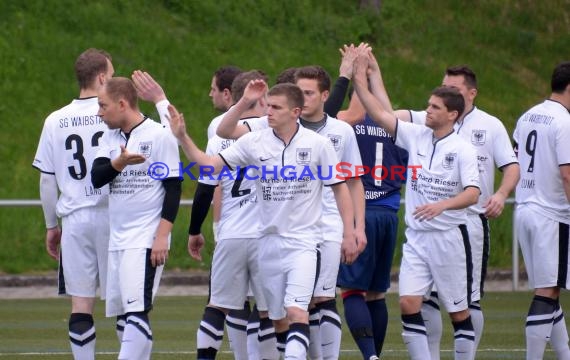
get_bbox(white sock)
[319,300,342,360]
[402,313,429,360]
[453,316,475,360]
[226,311,249,359]
[468,301,484,359]
[550,302,570,358]
[68,313,96,360]
[246,306,260,360]
[116,315,126,343]
[118,313,152,360]
[422,293,442,360]
[308,307,323,359]
[526,295,555,360]
[258,317,279,359]
[196,307,225,359]
[286,323,310,360]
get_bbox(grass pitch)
[0,292,567,359]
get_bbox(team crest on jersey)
[327,134,342,151]
[442,152,457,170]
[138,141,153,158]
[471,130,486,146]
[296,148,311,165]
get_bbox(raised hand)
[132,70,167,103]
[167,104,188,140]
[339,44,357,79]
[243,79,268,104]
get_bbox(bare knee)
[71,296,96,314]
[449,309,470,323]
[400,295,423,315]
[286,306,309,324]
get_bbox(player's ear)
[321,89,330,103]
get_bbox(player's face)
[296,78,328,121]
[209,76,227,112]
[97,90,122,130]
[425,95,457,130]
[442,75,477,107]
[266,95,299,130]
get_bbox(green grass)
[0,0,568,272]
[0,292,567,359]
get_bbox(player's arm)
[216,79,268,139]
[561,164,570,202]
[484,162,520,218]
[337,91,366,126]
[413,186,480,222]
[91,145,147,188]
[151,177,182,267]
[346,177,367,253]
[331,182,358,264]
[167,104,226,171]
[393,109,412,122]
[187,183,217,261]
[364,44,394,115]
[324,43,355,117]
[39,173,60,260]
[352,50,397,138]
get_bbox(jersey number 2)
[231,167,251,198]
[65,131,104,180]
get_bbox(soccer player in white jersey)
[396,65,520,359]
[513,61,570,360]
[167,82,359,360]
[186,70,279,360]
[216,66,366,359]
[132,69,269,358]
[294,65,366,360]
[353,49,481,360]
[33,48,114,360]
[207,66,243,139]
[91,77,182,360]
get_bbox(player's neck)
[78,88,98,99]
[121,113,146,134]
[549,93,570,111]
[432,124,454,140]
[274,122,300,145]
[301,110,326,122]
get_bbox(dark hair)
[551,61,570,93]
[445,65,477,90]
[104,77,138,109]
[267,83,304,109]
[214,66,242,92]
[75,48,111,90]
[275,67,297,85]
[231,70,268,104]
[431,86,465,121]
[294,65,331,92]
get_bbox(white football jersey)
[200,120,260,241]
[96,118,181,250]
[207,112,226,140]
[513,99,570,223]
[410,107,517,214]
[33,97,109,216]
[244,115,269,132]
[395,120,480,231]
[310,116,363,242]
[219,125,343,241]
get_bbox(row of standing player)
[33,46,570,360]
